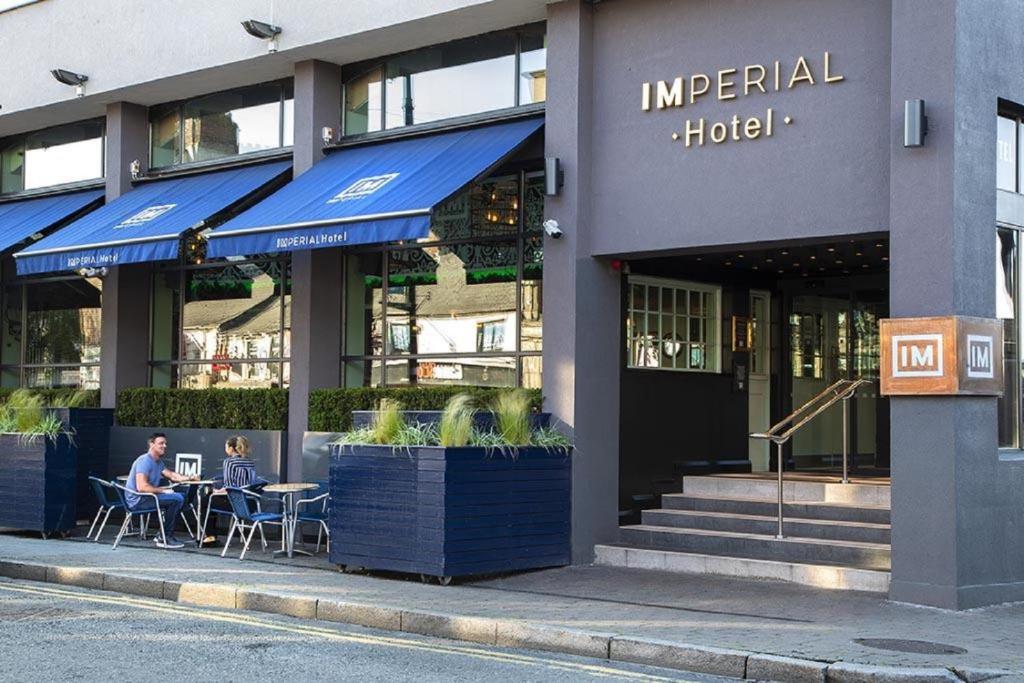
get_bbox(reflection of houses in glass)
[181,272,290,388]
[378,250,518,387]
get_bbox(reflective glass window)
[150,81,293,169]
[998,228,1019,448]
[519,26,547,105]
[343,25,545,136]
[0,120,104,194]
[344,67,383,136]
[150,259,291,389]
[341,170,543,389]
[998,115,1017,192]
[0,278,102,389]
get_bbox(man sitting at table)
[125,432,196,549]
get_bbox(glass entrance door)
[788,293,887,471]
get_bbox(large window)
[343,24,546,136]
[150,258,291,388]
[998,115,1019,192]
[0,120,105,195]
[342,171,544,388]
[998,228,1019,448]
[150,81,294,169]
[1,277,102,389]
[626,276,721,373]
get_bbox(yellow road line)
[0,581,693,682]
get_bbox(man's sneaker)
[155,536,184,549]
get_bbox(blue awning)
[15,161,291,275]
[0,189,104,254]
[207,117,543,258]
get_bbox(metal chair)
[86,476,126,542]
[109,482,171,550]
[295,482,330,554]
[204,484,269,547]
[221,487,283,560]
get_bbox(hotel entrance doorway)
[785,286,889,472]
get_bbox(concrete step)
[618,525,891,570]
[661,493,891,525]
[641,509,892,544]
[682,475,891,507]
[594,544,890,593]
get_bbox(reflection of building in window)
[477,320,506,352]
[178,269,290,388]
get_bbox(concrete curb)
[0,559,1017,683]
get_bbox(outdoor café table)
[169,480,217,547]
[261,482,318,559]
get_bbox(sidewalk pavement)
[0,532,1020,683]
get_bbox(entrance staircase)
[595,474,891,593]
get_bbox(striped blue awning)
[0,189,104,254]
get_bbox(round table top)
[115,475,216,485]
[263,482,319,493]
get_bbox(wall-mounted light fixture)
[904,99,928,147]
[51,68,88,97]
[242,19,282,53]
[544,157,564,196]
[322,126,336,146]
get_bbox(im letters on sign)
[879,317,1003,396]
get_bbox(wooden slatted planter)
[329,444,572,582]
[0,434,77,537]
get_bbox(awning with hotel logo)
[0,189,104,255]
[14,161,291,275]
[205,117,543,259]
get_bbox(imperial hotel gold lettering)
[641,52,844,148]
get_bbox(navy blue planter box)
[56,408,114,521]
[329,444,571,580]
[0,434,77,536]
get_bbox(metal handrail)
[749,377,872,539]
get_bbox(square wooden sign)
[880,316,1003,396]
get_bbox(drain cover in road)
[854,638,967,655]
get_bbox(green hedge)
[309,386,543,432]
[115,386,542,432]
[116,388,289,430]
[0,388,101,408]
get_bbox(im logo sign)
[880,317,1003,396]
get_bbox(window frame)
[625,275,722,374]
[339,168,543,388]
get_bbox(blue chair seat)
[251,511,283,523]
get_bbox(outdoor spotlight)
[51,68,88,97]
[322,126,336,146]
[904,99,928,148]
[241,19,282,52]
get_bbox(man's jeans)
[131,491,184,541]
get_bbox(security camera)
[322,126,336,146]
[543,219,563,239]
[242,19,282,52]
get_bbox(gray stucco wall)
[888,0,1024,609]
[584,0,892,257]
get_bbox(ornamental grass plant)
[439,394,476,447]
[492,388,532,447]
[0,389,72,443]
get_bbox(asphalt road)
[0,577,742,683]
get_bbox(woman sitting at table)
[215,435,265,492]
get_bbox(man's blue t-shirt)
[125,453,164,508]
